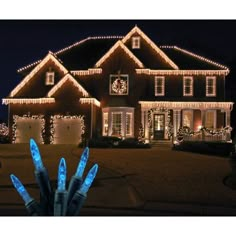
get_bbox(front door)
[153,114,165,140]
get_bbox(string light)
[80,98,100,107]
[50,115,85,144]
[2,98,55,105]
[12,115,45,144]
[95,40,144,68]
[122,26,179,69]
[136,69,229,76]
[139,101,234,111]
[11,53,68,97]
[47,74,89,97]
[17,36,124,73]
[0,123,9,136]
[71,68,102,76]
[160,45,229,71]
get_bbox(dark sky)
[1,20,236,122]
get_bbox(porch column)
[144,109,149,140]
[201,109,206,127]
[225,109,231,127]
[141,108,145,131]
[173,109,181,138]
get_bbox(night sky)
[1,20,236,123]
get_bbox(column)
[225,109,231,127]
[201,109,206,127]
[173,109,178,138]
[176,110,181,132]
[144,110,149,140]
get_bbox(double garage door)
[14,116,83,144]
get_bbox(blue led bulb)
[10,174,32,204]
[57,158,66,191]
[79,164,98,195]
[75,147,89,178]
[30,138,44,171]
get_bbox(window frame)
[109,74,129,95]
[155,76,165,96]
[182,109,194,130]
[183,76,193,96]
[205,110,216,129]
[132,36,141,49]
[206,76,216,97]
[45,72,55,86]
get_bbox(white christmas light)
[95,40,144,68]
[2,98,55,105]
[136,69,229,76]
[11,53,68,97]
[71,68,102,76]
[122,26,179,70]
[80,98,100,107]
[160,46,229,71]
[139,101,234,110]
[47,74,89,97]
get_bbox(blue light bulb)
[57,158,66,191]
[30,138,44,171]
[79,164,98,195]
[10,174,32,204]
[75,147,89,178]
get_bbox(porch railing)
[177,126,232,143]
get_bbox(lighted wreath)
[111,78,127,94]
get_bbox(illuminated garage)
[50,115,84,144]
[13,115,45,144]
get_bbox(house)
[2,26,233,144]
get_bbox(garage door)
[14,117,44,144]
[52,117,83,144]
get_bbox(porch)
[139,101,234,143]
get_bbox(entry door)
[153,114,165,140]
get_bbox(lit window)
[183,77,193,96]
[132,37,140,49]
[206,76,216,96]
[126,113,133,136]
[205,110,215,129]
[155,76,165,96]
[111,112,122,136]
[103,112,108,136]
[45,72,55,85]
[182,110,193,129]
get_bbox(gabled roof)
[47,73,90,97]
[95,40,144,68]
[122,26,179,70]
[160,46,229,70]
[10,52,68,97]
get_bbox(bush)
[173,141,233,157]
[118,138,151,149]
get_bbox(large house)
[2,26,233,144]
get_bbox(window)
[45,72,55,85]
[126,113,133,136]
[102,107,134,137]
[206,76,216,96]
[103,112,108,136]
[183,77,193,96]
[205,110,216,129]
[111,112,122,136]
[182,110,193,129]
[132,36,140,49]
[110,74,129,95]
[155,76,165,96]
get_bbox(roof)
[160,46,228,70]
[17,27,228,73]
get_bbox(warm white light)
[2,98,55,105]
[95,40,144,68]
[80,98,101,107]
[198,125,202,130]
[47,74,89,97]
[71,68,102,76]
[122,26,179,69]
[11,52,68,97]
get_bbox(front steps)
[150,140,173,148]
